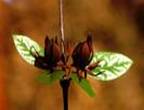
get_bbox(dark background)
[0,0,144,110]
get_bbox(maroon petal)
[44,36,51,58]
[51,41,62,64]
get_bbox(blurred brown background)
[0,0,144,110]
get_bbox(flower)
[72,34,94,79]
[33,36,62,72]
[31,34,99,79]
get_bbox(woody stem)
[60,78,71,110]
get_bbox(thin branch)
[59,0,65,53]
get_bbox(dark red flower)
[33,36,62,72]
[44,36,62,67]
[31,34,99,78]
[72,34,93,78]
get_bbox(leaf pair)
[13,34,133,97]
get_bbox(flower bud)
[34,36,62,72]
[72,34,93,71]
[44,36,62,66]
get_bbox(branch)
[59,0,65,53]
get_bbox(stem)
[60,79,71,110]
[59,0,71,110]
[59,0,65,53]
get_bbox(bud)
[44,36,62,66]
[34,36,62,72]
[72,34,93,78]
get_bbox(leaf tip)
[12,34,19,40]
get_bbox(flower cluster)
[32,34,99,80]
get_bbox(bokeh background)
[0,0,144,110]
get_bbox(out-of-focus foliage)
[71,74,95,97]
[37,71,64,85]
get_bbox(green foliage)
[37,71,64,85]
[13,35,44,65]
[91,52,133,81]
[71,74,95,97]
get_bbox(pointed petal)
[44,36,51,57]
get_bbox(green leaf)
[71,74,95,97]
[13,34,44,65]
[37,71,64,85]
[91,52,133,81]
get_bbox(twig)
[59,0,65,53]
